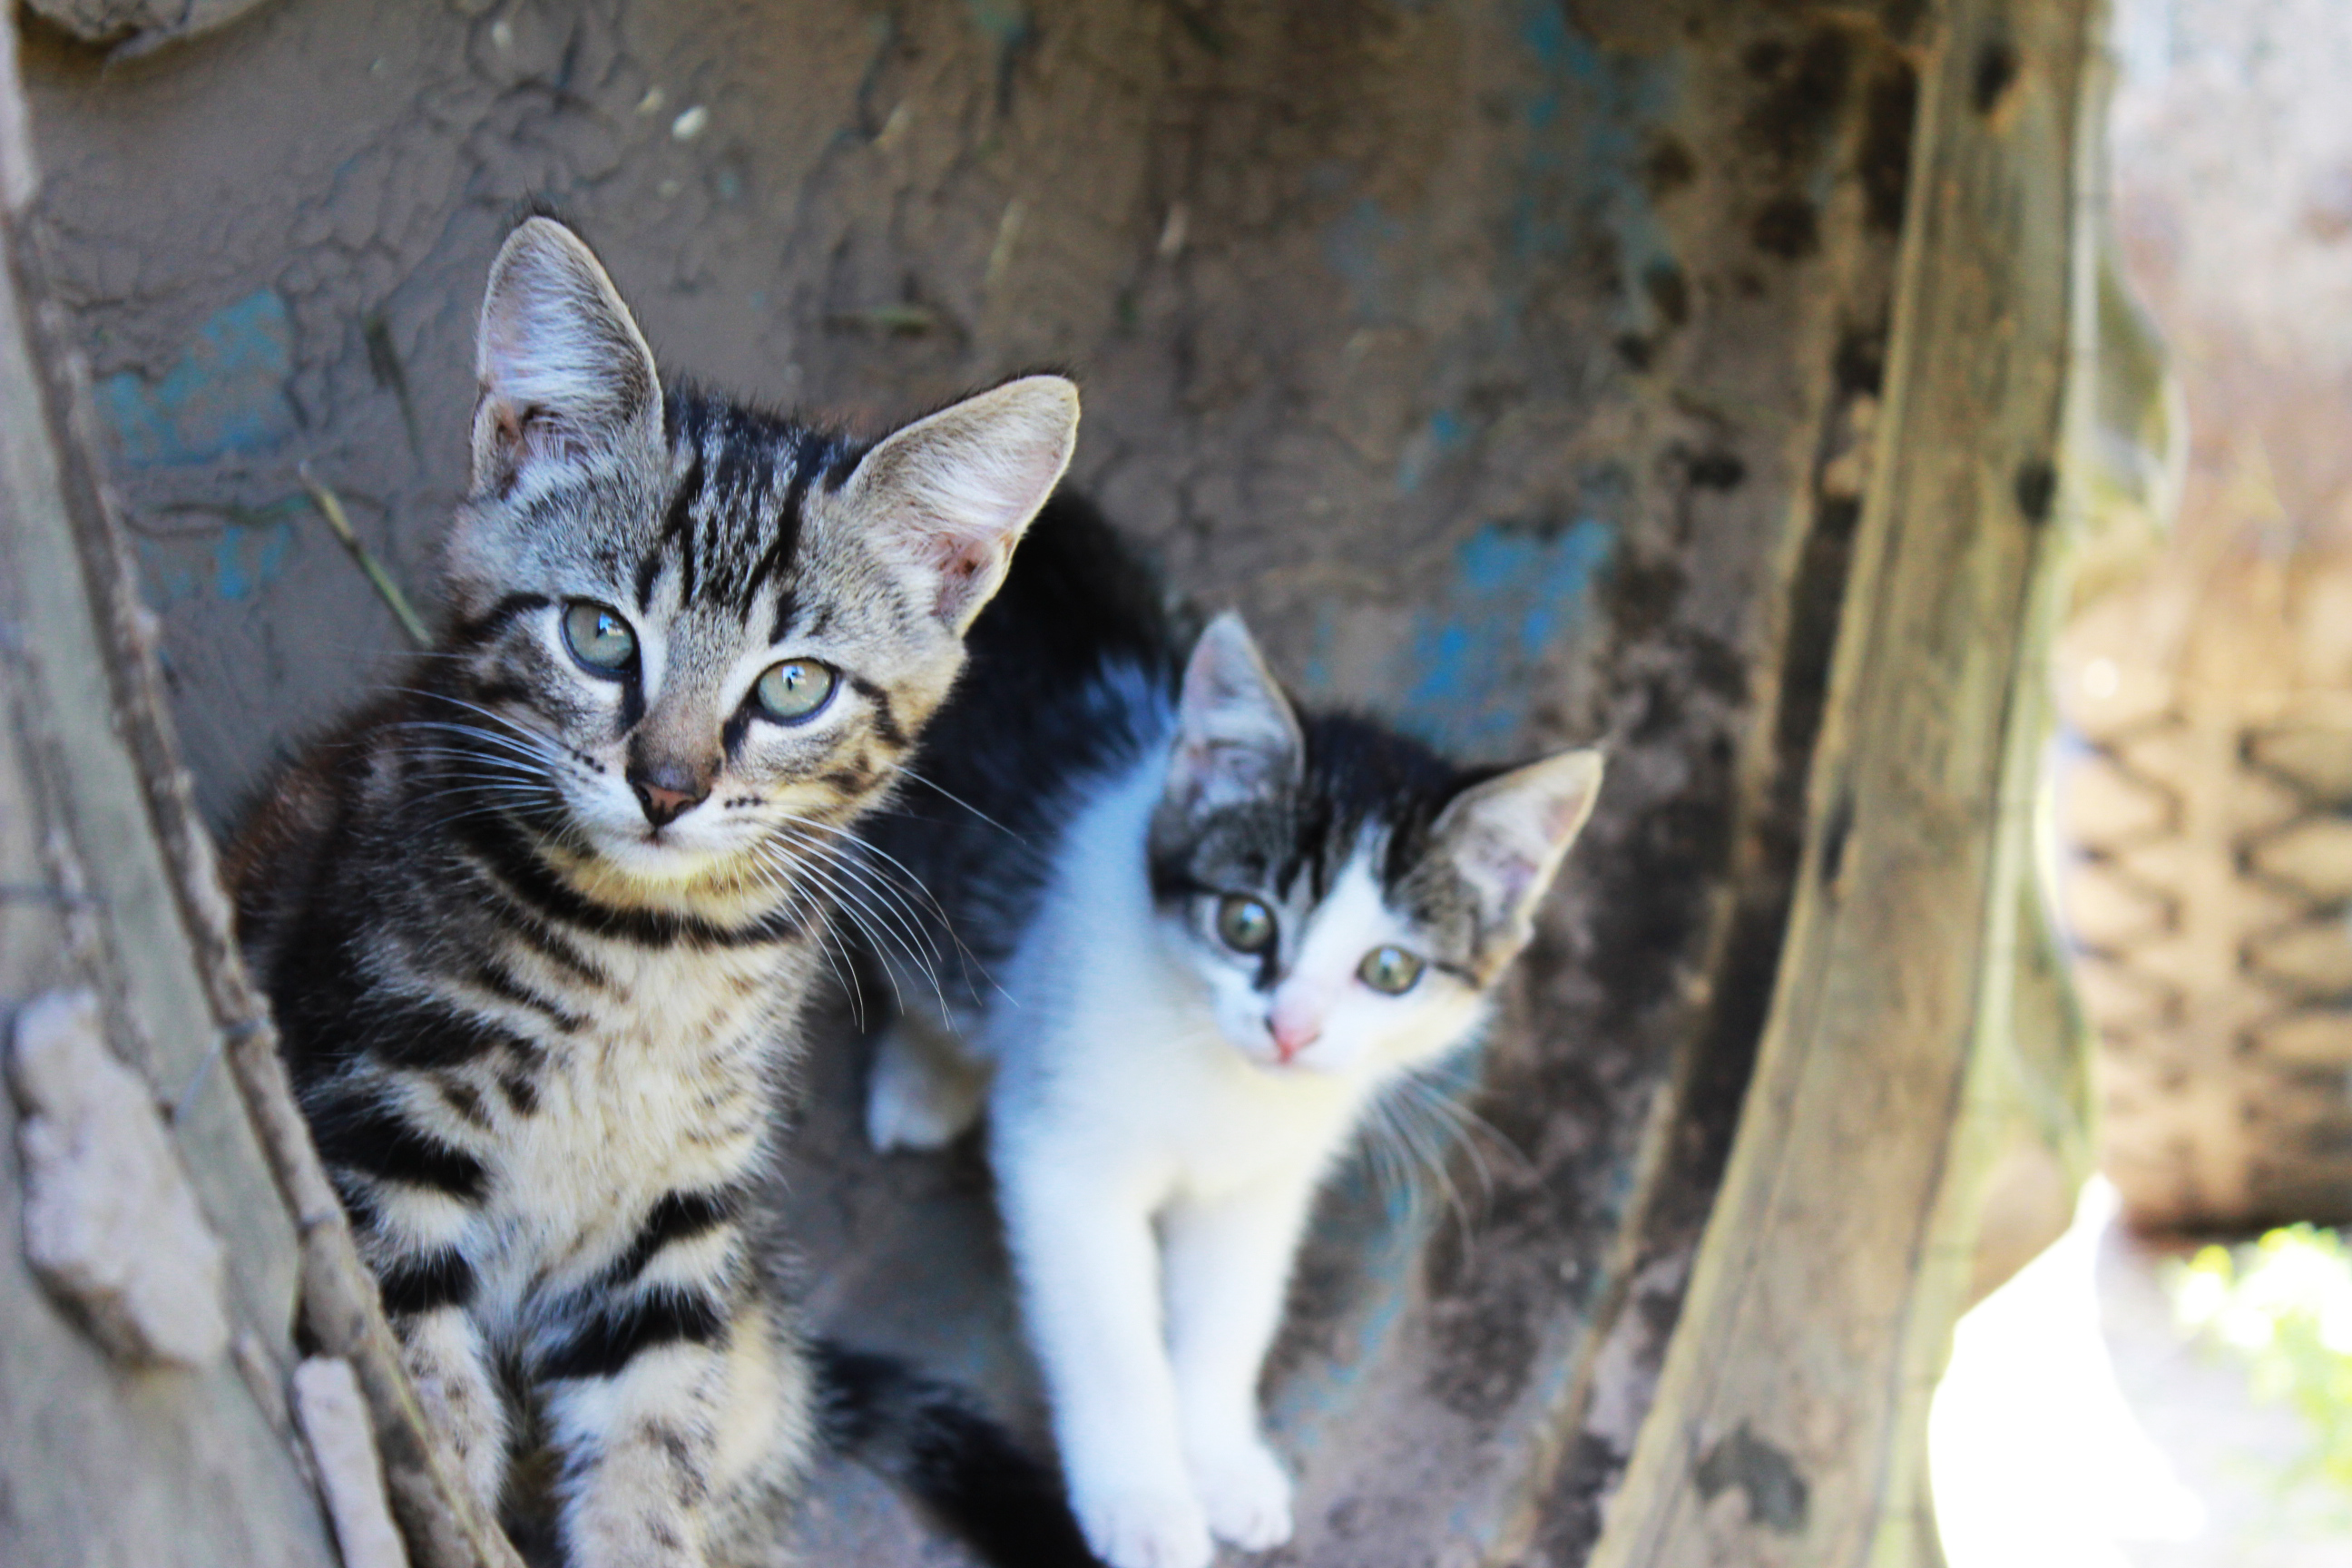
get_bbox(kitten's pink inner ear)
[1440,748,1605,926]
[846,375,1080,632]
[933,536,1001,618]
[469,217,662,496]
[1170,612,1304,810]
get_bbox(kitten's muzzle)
[1269,1014,1321,1064]
[1265,984,1329,1065]
[628,764,710,828]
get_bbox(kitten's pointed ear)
[838,375,1080,632]
[471,218,662,497]
[1166,612,1305,816]
[1432,748,1604,941]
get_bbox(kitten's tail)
[814,1340,1102,1568]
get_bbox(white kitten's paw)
[864,1026,978,1152]
[1193,1437,1294,1552]
[1075,1485,1214,1568]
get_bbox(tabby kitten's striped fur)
[230,219,1085,1567]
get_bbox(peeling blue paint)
[96,289,297,467]
[215,520,293,601]
[1394,407,1468,494]
[1300,465,1622,760]
[138,518,296,609]
[1503,3,1682,345]
[1393,515,1614,753]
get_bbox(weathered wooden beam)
[1583,0,2101,1563]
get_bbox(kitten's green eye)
[754,660,837,724]
[563,602,637,674]
[1216,895,1276,955]
[1357,946,1425,995]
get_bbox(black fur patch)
[538,1286,730,1380]
[307,1094,488,1201]
[469,957,590,1032]
[496,1066,540,1115]
[377,1247,476,1316]
[872,491,1500,1001]
[370,995,541,1073]
[606,1190,739,1286]
[817,1343,1099,1568]
[456,812,802,949]
[448,592,553,652]
[867,493,1185,995]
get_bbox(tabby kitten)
[862,497,1604,1568]
[229,218,1090,1567]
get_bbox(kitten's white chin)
[1224,1032,1348,1078]
[586,825,735,886]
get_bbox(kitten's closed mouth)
[1245,1044,1324,1076]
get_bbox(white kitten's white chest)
[1001,934,1360,1200]
[985,755,1370,1202]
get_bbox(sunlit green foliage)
[2171,1224,2352,1493]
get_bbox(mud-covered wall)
[21,3,1923,1562]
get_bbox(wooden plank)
[1583,0,2098,1563]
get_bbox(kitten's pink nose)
[629,768,709,828]
[1269,1014,1321,1063]
[641,783,697,819]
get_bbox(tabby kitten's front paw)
[1193,1436,1294,1551]
[1076,1483,1214,1568]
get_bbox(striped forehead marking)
[632,397,853,628]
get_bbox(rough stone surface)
[9,986,230,1369]
[293,1356,412,1568]
[20,0,274,55]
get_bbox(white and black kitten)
[863,495,1604,1568]
[230,218,1095,1567]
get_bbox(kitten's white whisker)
[1356,1067,1504,1237]
[790,832,946,975]
[817,914,869,1033]
[750,862,866,1031]
[749,840,912,1014]
[403,799,558,838]
[1395,1068,1530,1186]
[896,768,1028,844]
[393,768,547,799]
[774,811,959,934]
[397,755,554,789]
[788,851,944,1016]
[386,691,573,768]
[772,811,998,999]
[388,719,564,771]
[766,818,959,973]
[1357,1093,1421,1222]
[394,744,546,769]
